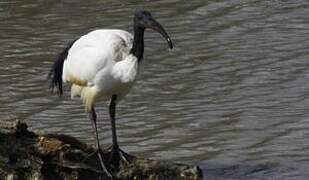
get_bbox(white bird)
[48,9,173,176]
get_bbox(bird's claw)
[81,148,113,178]
[109,146,134,169]
[80,149,97,163]
[96,150,113,178]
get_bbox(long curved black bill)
[146,17,173,49]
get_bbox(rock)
[0,120,203,180]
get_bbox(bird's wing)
[62,29,133,86]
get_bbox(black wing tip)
[47,65,63,96]
[48,65,63,96]
[48,39,77,96]
[48,50,66,96]
[48,75,63,95]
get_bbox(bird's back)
[63,29,133,86]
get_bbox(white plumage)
[63,30,137,111]
[49,9,173,177]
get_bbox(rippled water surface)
[1,0,309,179]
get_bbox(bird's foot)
[81,149,97,163]
[108,145,134,169]
[96,149,113,178]
[82,148,113,178]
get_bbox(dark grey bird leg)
[89,107,112,177]
[109,95,133,168]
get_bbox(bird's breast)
[112,55,138,84]
[93,55,138,99]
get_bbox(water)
[1,0,309,179]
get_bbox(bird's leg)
[89,107,112,177]
[109,95,132,168]
[109,95,120,166]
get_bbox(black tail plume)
[48,39,77,95]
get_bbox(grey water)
[1,0,309,179]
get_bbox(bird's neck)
[130,25,145,62]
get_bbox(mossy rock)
[0,120,202,180]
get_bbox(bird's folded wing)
[62,30,133,86]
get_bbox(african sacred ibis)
[48,9,173,176]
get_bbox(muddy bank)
[0,120,202,180]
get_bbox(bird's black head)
[134,9,173,49]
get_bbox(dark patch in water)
[199,162,309,180]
